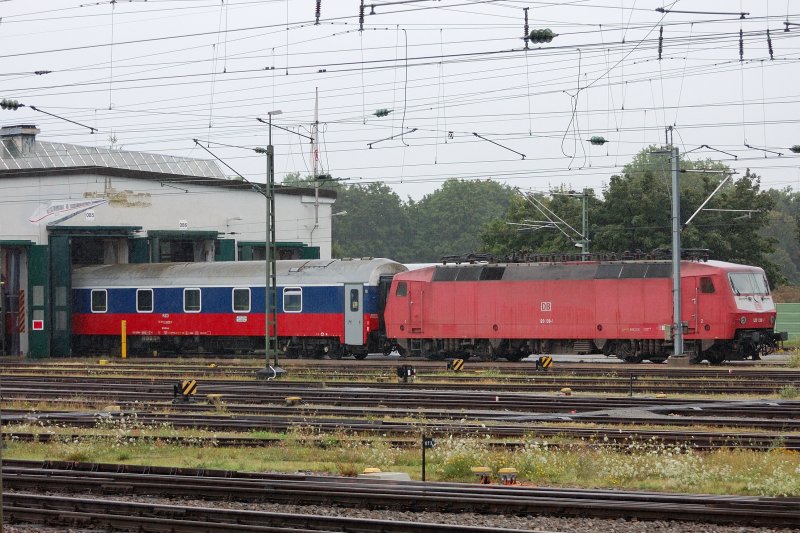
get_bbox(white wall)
[0,173,334,258]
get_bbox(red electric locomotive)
[383,257,785,363]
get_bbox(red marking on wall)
[32,319,44,331]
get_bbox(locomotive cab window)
[232,288,250,313]
[729,272,769,296]
[136,289,154,313]
[90,289,107,313]
[395,281,407,297]
[184,288,201,313]
[283,287,302,313]
[350,289,360,312]
[700,277,715,294]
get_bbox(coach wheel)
[382,342,393,356]
[648,357,667,364]
[353,352,368,360]
[328,345,344,360]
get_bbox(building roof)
[0,125,336,199]
[0,138,227,179]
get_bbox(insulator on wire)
[529,28,555,44]
[523,7,530,50]
[0,98,21,110]
[315,0,321,25]
[658,26,663,60]
[587,136,608,146]
[767,29,774,59]
[791,145,800,154]
[739,29,744,61]
[359,0,364,31]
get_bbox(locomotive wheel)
[353,352,368,360]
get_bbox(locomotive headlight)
[739,316,747,325]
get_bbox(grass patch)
[778,384,799,399]
[4,426,799,497]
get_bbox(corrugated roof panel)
[0,139,227,179]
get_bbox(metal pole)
[421,434,426,482]
[581,188,589,258]
[265,119,273,369]
[671,144,684,356]
[269,145,278,368]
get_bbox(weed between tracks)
[3,415,799,497]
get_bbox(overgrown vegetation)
[4,420,799,497]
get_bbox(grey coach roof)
[72,258,408,288]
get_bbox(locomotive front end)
[726,269,786,359]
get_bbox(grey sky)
[1,0,798,201]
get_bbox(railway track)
[4,406,798,450]
[2,369,799,395]
[3,460,799,529]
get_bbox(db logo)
[540,302,552,312]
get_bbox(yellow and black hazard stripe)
[448,358,465,372]
[181,379,198,396]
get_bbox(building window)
[395,282,407,297]
[700,277,715,294]
[232,288,250,313]
[350,288,360,312]
[137,289,154,312]
[184,288,201,313]
[91,289,107,313]
[283,287,302,313]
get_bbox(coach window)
[137,289,154,313]
[700,277,715,294]
[91,289,107,313]
[232,288,250,313]
[283,287,302,313]
[395,281,407,297]
[350,289,360,312]
[184,288,201,313]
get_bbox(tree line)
[283,147,800,287]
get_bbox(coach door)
[344,284,364,346]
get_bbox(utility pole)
[256,110,285,380]
[311,87,320,245]
[581,188,590,259]
[669,129,684,357]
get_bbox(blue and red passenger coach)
[72,258,406,357]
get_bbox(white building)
[0,124,336,357]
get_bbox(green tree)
[594,148,781,284]
[763,187,800,284]
[406,179,516,262]
[331,183,410,260]
[481,187,601,257]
